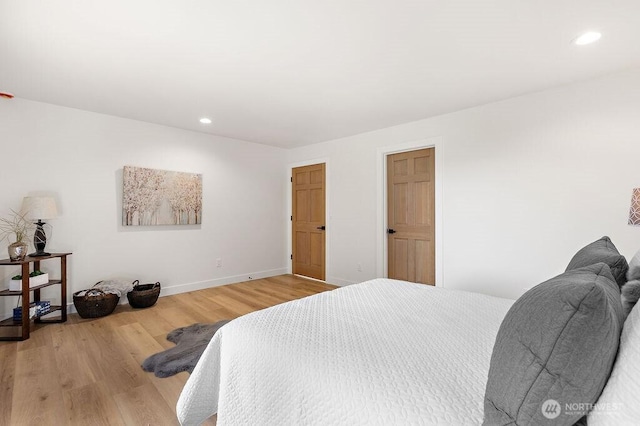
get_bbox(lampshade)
[21,196,58,220]
[629,188,640,225]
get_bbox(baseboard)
[159,268,288,297]
[62,267,289,315]
[327,276,359,287]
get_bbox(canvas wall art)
[630,187,640,225]
[123,166,202,226]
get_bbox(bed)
[176,279,514,425]
[177,237,640,425]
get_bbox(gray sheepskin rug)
[142,320,230,378]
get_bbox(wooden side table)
[0,252,71,341]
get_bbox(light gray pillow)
[627,249,640,281]
[483,263,624,426]
[622,280,640,317]
[566,236,628,288]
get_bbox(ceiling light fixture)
[199,118,212,124]
[574,31,602,46]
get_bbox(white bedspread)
[177,279,514,425]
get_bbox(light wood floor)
[0,275,336,426]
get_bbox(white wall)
[287,68,640,299]
[0,99,287,315]
[3,67,639,311]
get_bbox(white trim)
[292,274,327,284]
[376,137,444,287]
[63,267,289,315]
[159,267,289,296]
[286,157,331,281]
[327,276,358,287]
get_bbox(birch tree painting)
[123,166,202,226]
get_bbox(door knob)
[387,228,396,234]
[317,226,326,230]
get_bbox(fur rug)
[142,320,231,378]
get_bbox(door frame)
[287,157,331,281]
[376,138,444,286]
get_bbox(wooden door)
[292,163,326,281]
[387,148,435,285]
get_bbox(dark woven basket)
[127,280,161,309]
[73,288,119,318]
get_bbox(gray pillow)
[483,263,624,426]
[566,236,628,288]
[622,280,640,317]
[627,249,640,281]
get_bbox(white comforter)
[177,279,514,425]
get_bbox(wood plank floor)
[0,275,336,426]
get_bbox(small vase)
[8,242,28,261]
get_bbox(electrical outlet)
[216,258,222,268]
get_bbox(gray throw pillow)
[566,236,628,288]
[483,263,624,426]
[627,249,640,281]
[622,280,640,317]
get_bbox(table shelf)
[0,280,63,296]
[0,305,63,326]
[0,253,71,341]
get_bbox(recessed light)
[199,118,212,124]
[574,31,602,46]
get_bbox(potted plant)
[9,270,49,290]
[0,209,34,261]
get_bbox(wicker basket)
[127,280,161,309]
[73,288,119,318]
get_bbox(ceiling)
[1,1,640,149]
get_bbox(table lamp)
[21,196,58,257]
